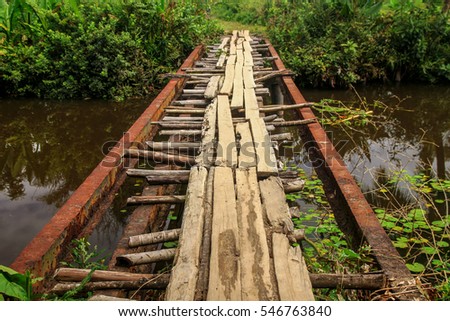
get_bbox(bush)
[266,1,450,88]
[0,0,222,100]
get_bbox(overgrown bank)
[0,0,221,100]
[213,0,450,88]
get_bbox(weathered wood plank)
[243,66,256,89]
[230,60,244,109]
[166,166,208,300]
[227,54,237,66]
[127,169,190,177]
[216,95,237,167]
[164,109,205,114]
[259,176,293,232]
[207,167,241,301]
[216,53,227,69]
[244,88,259,120]
[249,118,278,176]
[127,195,186,205]
[196,99,218,167]
[244,50,254,67]
[236,168,274,300]
[218,37,230,50]
[204,75,221,99]
[116,248,176,267]
[219,64,235,95]
[53,268,160,282]
[243,30,252,42]
[124,149,195,165]
[236,122,256,168]
[272,233,315,301]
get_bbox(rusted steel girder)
[266,40,424,300]
[11,45,205,284]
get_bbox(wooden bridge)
[12,31,425,301]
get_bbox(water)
[0,98,149,266]
[1,84,449,267]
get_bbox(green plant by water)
[0,265,42,300]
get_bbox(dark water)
[0,99,149,266]
[1,84,449,267]
[299,84,450,187]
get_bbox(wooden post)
[127,195,186,205]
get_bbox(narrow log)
[89,295,134,301]
[54,268,159,282]
[260,103,315,113]
[172,99,209,106]
[151,122,202,129]
[255,70,294,83]
[159,130,203,136]
[126,169,190,178]
[183,89,205,94]
[129,229,181,248]
[116,249,176,267]
[309,273,386,290]
[164,109,205,114]
[146,141,201,150]
[266,119,317,127]
[127,195,186,205]
[270,133,293,141]
[124,149,195,165]
[161,116,204,122]
[50,276,171,294]
[146,175,189,185]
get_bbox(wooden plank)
[249,118,278,176]
[216,95,237,167]
[243,40,253,53]
[236,168,274,300]
[219,64,235,95]
[166,166,208,300]
[164,109,205,114]
[127,195,185,205]
[259,176,293,231]
[230,37,237,55]
[227,54,237,66]
[244,88,259,120]
[207,167,241,300]
[243,66,256,89]
[218,37,230,50]
[126,169,190,177]
[230,61,244,109]
[196,99,218,167]
[235,122,256,168]
[216,53,227,69]
[272,233,315,301]
[54,268,162,282]
[204,75,221,99]
[243,30,253,42]
[159,129,202,136]
[244,50,254,67]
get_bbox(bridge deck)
[35,31,424,301]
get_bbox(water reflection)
[0,98,148,265]
[301,84,450,187]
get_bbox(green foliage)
[0,0,222,100]
[0,265,41,301]
[61,237,107,270]
[266,0,450,87]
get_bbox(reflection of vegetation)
[0,99,146,206]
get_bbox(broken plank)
[272,233,315,301]
[196,99,218,167]
[236,122,256,168]
[166,166,208,300]
[236,167,274,300]
[216,95,237,167]
[204,75,221,99]
[249,118,278,176]
[207,167,241,300]
[259,176,293,232]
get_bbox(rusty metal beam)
[266,40,424,300]
[11,45,205,283]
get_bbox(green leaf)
[406,262,425,273]
[408,208,426,221]
[421,246,437,255]
[435,199,445,204]
[437,241,449,248]
[0,274,28,301]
